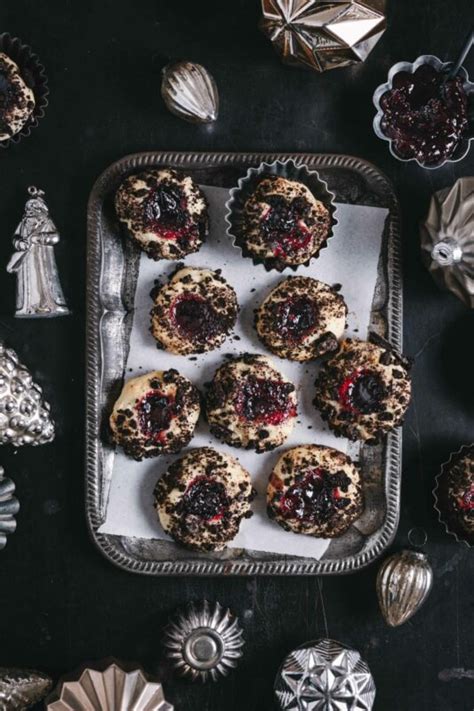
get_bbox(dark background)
[0,1,473,709]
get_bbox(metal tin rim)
[372,54,474,170]
[85,151,403,576]
[432,443,474,547]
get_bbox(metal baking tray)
[86,151,402,576]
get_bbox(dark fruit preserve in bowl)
[379,63,469,167]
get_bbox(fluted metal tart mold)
[433,443,474,547]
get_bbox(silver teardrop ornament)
[376,550,433,627]
[0,466,20,550]
[161,61,219,124]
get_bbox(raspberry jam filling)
[171,293,223,341]
[379,64,468,166]
[180,476,229,521]
[143,182,196,242]
[235,376,296,425]
[273,296,319,341]
[279,468,351,523]
[261,195,312,257]
[138,390,176,441]
[458,485,474,512]
[338,369,386,415]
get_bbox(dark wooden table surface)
[0,2,473,709]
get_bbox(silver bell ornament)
[0,667,52,710]
[376,550,433,627]
[161,61,219,124]
[163,600,244,682]
[0,342,55,447]
[420,177,474,308]
[274,638,376,710]
[0,466,20,550]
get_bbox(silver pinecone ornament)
[275,639,376,710]
[0,667,52,710]
[0,466,20,550]
[161,61,219,124]
[0,342,55,446]
[376,550,433,627]
[164,600,244,682]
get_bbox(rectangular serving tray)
[86,151,402,576]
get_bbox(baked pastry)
[255,276,347,361]
[313,336,412,443]
[435,445,474,545]
[110,369,200,460]
[154,447,255,551]
[0,53,35,141]
[150,266,238,354]
[205,354,297,453]
[115,168,208,260]
[241,175,331,270]
[267,445,363,537]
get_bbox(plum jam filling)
[261,195,312,257]
[273,296,319,341]
[143,182,196,242]
[235,376,296,425]
[171,293,223,341]
[180,476,229,521]
[280,468,351,523]
[379,64,468,166]
[138,390,176,441]
[338,369,386,414]
[458,485,474,512]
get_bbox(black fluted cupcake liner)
[433,443,474,547]
[224,158,338,273]
[0,33,49,149]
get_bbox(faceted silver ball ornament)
[0,667,52,710]
[163,600,244,682]
[275,638,376,710]
[161,61,219,124]
[0,466,20,550]
[0,342,55,446]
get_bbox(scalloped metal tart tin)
[433,443,474,547]
[86,151,403,576]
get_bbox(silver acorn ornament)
[0,466,20,550]
[420,177,474,308]
[0,342,55,447]
[163,600,244,682]
[161,61,219,124]
[376,550,433,627]
[0,667,52,710]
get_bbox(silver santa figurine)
[6,186,70,318]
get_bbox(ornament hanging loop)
[27,185,44,197]
[431,239,463,267]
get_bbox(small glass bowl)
[373,54,474,170]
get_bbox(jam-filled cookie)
[0,53,35,141]
[241,176,331,271]
[115,168,208,260]
[154,447,255,551]
[313,336,412,444]
[205,354,297,453]
[255,276,347,361]
[435,445,474,545]
[110,369,200,460]
[150,266,238,355]
[267,445,363,538]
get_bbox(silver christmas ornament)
[376,550,433,627]
[161,61,219,123]
[0,342,55,447]
[6,186,70,318]
[275,638,376,710]
[164,600,244,682]
[260,0,386,73]
[0,466,20,550]
[420,177,474,308]
[47,662,172,711]
[0,667,52,710]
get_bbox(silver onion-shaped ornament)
[161,61,219,123]
[376,550,433,627]
[420,177,474,308]
[163,600,244,682]
[0,466,20,550]
[274,638,376,710]
[0,341,55,447]
[0,667,52,710]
